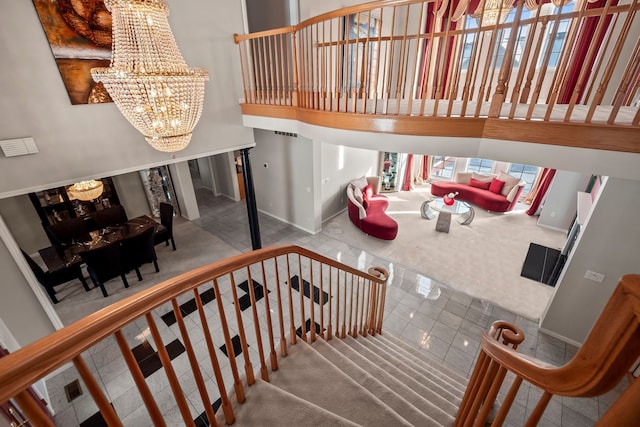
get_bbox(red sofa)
[346,177,398,240]
[430,172,525,213]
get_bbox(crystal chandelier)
[91,0,209,153]
[68,180,104,201]
[473,0,514,26]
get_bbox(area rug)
[520,243,563,286]
[322,185,567,320]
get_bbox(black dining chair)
[91,205,128,229]
[46,217,88,245]
[21,249,90,304]
[121,227,159,281]
[154,202,176,250]
[79,242,129,298]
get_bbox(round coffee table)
[421,198,475,231]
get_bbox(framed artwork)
[31,0,113,105]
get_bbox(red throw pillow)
[469,178,491,190]
[363,184,374,199]
[489,178,505,194]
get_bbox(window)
[507,163,540,194]
[467,158,494,174]
[431,156,455,179]
[539,1,574,68]
[343,13,381,97]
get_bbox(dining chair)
[79,242,129,297]
[154,202,176,250]
[21,249,90,304]
[91,205,128,229]
[121,227,159,281]
[46,217,88,245]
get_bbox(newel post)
[489,0,525,117]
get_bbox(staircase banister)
[480,274,640,397]
[0,244,388,404]
[234,27,296,43]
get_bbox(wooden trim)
[240,104,640,153]
[483,119,640,153]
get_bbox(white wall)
[320,143,379,221]
[112,172,151,219]
[537,170,591,232]
[0,225,56,346]
[251,130,319,233]
[0,0,254,199]
[211,153,237,199]
[541,177,640,344]
[196,158,216,193]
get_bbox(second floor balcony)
[234,0,640,153]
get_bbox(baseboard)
[537,326,583,348]
[322,207,347,224]
[256,208,320,235]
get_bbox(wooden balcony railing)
[455,274,640,426]
[234,0,640,152]
[0,245,389,425]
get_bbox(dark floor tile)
[79,404,115,427]
[296,319,323,337]
[166,339,186,359]
[200,288,216,304]
[289,275,329,305]
[139,353,163,378]
[139,339,185,378]
[220,335,245,358]
[180,298,198,317]
[131,340,155,363]
[194,398,223,426]
[160,311,177,327]
[235,279,269,311]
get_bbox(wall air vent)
[0,138,39,157]
[274,131,297,137]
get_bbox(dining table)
[39,215,167,274]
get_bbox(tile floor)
[45,189,625,426]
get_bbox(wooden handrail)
[0,244,388,415]
[234,0,640,151]
[455,274,640,426]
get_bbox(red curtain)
[526,168,556,216]
[422,155,429,180]
[402,154,414,191]
[559,0,618,103]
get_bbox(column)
[241,148,262,250]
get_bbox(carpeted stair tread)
[268,338,414,426]
[336,335,461,416]
[378,333,470,385]
[311,337,447,427]
[342,336,461,412]
[219,378,360,426]
[364,334,467,395]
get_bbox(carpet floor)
[322,185,567,320]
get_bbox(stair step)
[219,378,360,426]
[378,333,470,385]
[311,337,446,426]
[335,335,461,416]
[364,334,467,395]
[340,334,463,406]
[268,338,414,426]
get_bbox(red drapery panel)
[422,155,429,180]
[559,0,618,103]
[402,154,414,191]
[526,168,556,215]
